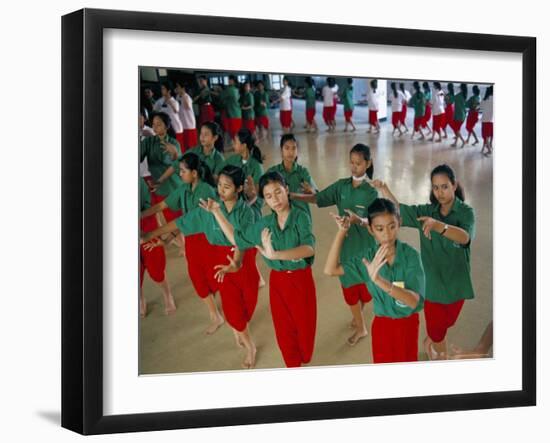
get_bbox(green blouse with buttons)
[186,145,226,177]
[140,135,183,197]
[342,240,425,318]
[240,91,255,120]
[164,181,216,234]
[399,198,476,304]
[234,204,315,271]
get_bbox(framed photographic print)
[61,8,536,435]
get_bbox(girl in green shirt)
[451,83,468,148]
[465,85,481,146]
[291,144,379,346]
[253,80,270,142]
[240,81,256,136]
[374,164,475,360]
[410,81,427,141]
[200,171,317,368]
[324,198,425,363]
[141,152,225,336]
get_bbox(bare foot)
[164,294,177,316]
[140,297,147,318]
[258,274,266,288]
[347,329,368,346]
[424,336,436,360]
[205,314,224,335]
[242,345,257,369]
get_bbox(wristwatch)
[441,224,449,235]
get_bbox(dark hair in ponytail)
[367,198,400,225]
[350,143,374,179]
[200,121,224,152]
[305,77,314,87]
[236,128,263,164]
[460,83,468,98]
[422,81,430,92]
[484,85,493,100]
[218,164,246,197]
[180,152,215,187]
[259,171,287,199]
[390,82,398,99]
[433,81,442,90]
[413,81,421,93]
[472,85,480,96]
[399,82,406,92]
[447,83,455,94]
[151,111,176,138]
[429,164,465,204]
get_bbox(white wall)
[0,1,546,441]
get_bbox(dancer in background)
[480,85,494,156]
[465,85,481,146]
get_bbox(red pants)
[444,104,454,129]
[344,110,353,122]
[368,110,378,126]
[221,110,228,132]
[482,122,493,138]
[182,128,198,151]
[466,110,479,132]
[255,115,269,129]
[391,111,400,128]
[243,118,256,133]
[424,299,465,342]
[433,113,445,132]
[372,313,419,363]
[140,242,166,286]
[400,103,407,124]
[214,246,259,332]
[305,108,316,124]
[184,233,218,298]
[322,106,334,124]
[423,104,432,126]
[451,119,464,133]
[175,132,185,151]
[150,187,182,223]
[414,117,424,131]
[269,267,317,368]
[227,117,242,139]
[199,103,215,126]
[342,284,372,306]
[279,110,292,128]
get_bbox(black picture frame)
[61,8,537,435]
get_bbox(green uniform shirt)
[176,197,257,246]
[445,93,454,106]
[399,198,476,303]
[164,181,216,235]
[410,91,426,118]
[342,86,354,111]
[140,177,151,211]
[186,145,226,176]
[424,89,432,104]
[234,203,315,271]
[240,91,255,120]
[225,154,265,217]
[268,162,317,219]
[224,85,242,118]
[342,240,425,318]
[195,86,212,105]
[316,178,378,286]
[453,93,467,121]
[467,95,480,111]
[254,90,270,117]
[305,87,317,110]
[139,135,183,196]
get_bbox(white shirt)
[153,96,183,133]
[177,93,196,130]
[480,96,493,122]
[322,85,337,107]
[431,90,446,116]
[367,89,379,111]
[390,90,405,112]
[404,90,412,101]
[280,86,292,111]
[139,125,154,177]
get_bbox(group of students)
[389,81,494,155]
[139,108,479,370]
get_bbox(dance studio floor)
[139,100,493,374]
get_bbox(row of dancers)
[139,116,478,369]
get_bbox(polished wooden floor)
[140,101,493,374]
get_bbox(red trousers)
[391,111,401,128]
[372,313,419,363]
[227,117,242,139]
[422,104,432,126]
[400,103,407,124]
[451,119,464,133]
[414,117,424,131]
[214,246,260,332]
[341,284,372,306]
[305,108,316,124]
[182,129,198,151]
[466,110,479,132]
[482,122,493,138]
[322,106,335,124]
[243,118,256,133]
[280,110,292,128]
[140,243,166,286]
[444,104,454,129]
[199,103,215,126]
[424,299,465,342]
[255,115,269,129]
[269,267,317,368]
[368,110,379,125]
[433,113,445,132]
[344,110,353,122]
[184,233,219,298]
